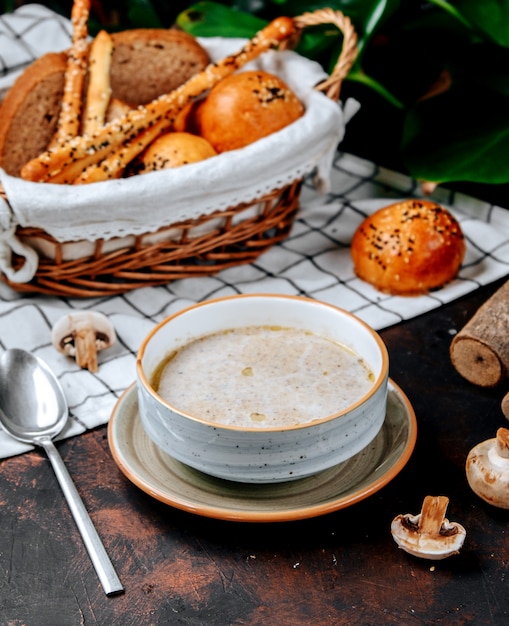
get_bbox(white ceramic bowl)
[136,294,389,483]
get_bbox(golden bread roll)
[350,199,466,295]
[196,70,304,152]
[136,132,217,172]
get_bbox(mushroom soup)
[152,326,375,428]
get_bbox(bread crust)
[0,28,209,176]
[350,199,466,295]
[0,52,67,176]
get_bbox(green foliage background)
[3,1,509,202]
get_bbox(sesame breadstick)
[46,114,168,184]
[82,30,113,135]
[74,116,168,183]
[21,16,296,184]
[45,141,118,184]
[49,0,91,147]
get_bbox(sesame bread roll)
[350,199,466,296]
[196,70,304,153]
[135,132,217,172]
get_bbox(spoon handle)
[40,438,124,596]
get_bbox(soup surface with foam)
[154,326,375,428]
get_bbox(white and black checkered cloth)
[1,5,508,457]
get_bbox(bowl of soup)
[136,294,389,483]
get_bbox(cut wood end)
[450,336,505,387]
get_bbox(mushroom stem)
[418,495,450,535]
[75,327,99,372]
[496,427,509,459]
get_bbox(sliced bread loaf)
[0,52,67,177]
[109,29,209,106]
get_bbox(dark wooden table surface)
[1,277,509,626]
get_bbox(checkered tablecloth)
[1,5,509,458]
[1,150,508,457]
[0,3,72,93]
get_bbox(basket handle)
[292,9,358,102]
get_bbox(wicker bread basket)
[0,9,357,297]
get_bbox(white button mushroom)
[391,495,466,560]
[51,311,116,373]
[466,427,509,509]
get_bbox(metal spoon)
[0,348,124,596]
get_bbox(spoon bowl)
[0,348,68,443]
[0,348,123,596]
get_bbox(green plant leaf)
[177,1,400,60]
[176,1,267,37]
[426,0,473,31]
[126,0,164,28]
[172,0,509,187]
[348,69,404,108]
[449,0,509,47]
[176,0,403,104]
[401,87,509,184]
[268,0,401,55]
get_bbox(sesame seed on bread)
[350,199,466,295]
[196,70,304,153]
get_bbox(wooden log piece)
[450,279,509,387]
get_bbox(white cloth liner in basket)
[0,25,360,283]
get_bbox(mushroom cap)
[466,428,509,509]
[391,496,466,560]
[51,311,116,350]
[391,513,466,560]
[51,311,116,372]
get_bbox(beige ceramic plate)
[108,381,417,522]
